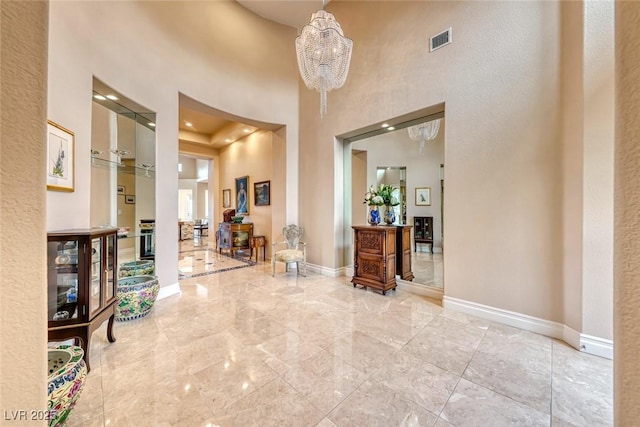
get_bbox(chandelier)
[407,119,442,155]
[295,1,353,118]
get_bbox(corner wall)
[0,0,48,415]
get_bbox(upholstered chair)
[272,225,306,277]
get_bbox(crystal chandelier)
[295,1,353,118]
[407,119,441,155]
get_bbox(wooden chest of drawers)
[351,225,397,295]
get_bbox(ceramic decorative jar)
[119,260,155,277]
[368,206,381,225]
[47,345,87,427]
[116,275,159,321]
[383,206,396,224]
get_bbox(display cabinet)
[47,228,117,371]
[218,223,253,255]
[413,216,434,252]
[352,225,397,295]
[396,225,414,280]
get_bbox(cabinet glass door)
[89,238,102,316]
[106,234,115,301]
[48,240,79,322]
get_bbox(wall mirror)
[90,78,156,266]
[345,110,444,292]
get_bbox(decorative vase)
[48,345,87,427]
[368,206,381,225]
[116,275,160,321]
[119,260,155,278]
[383,206,396,224]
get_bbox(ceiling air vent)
[430,28,452,52]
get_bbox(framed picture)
[46,120,75,192]
[235,176,249,214]
[125,194,135,204]
[117,185,125,194]
[254,180,270,206]
[415,187,431,206]
[222,188,231,208]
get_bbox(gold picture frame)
[46,120,75,192]
[222,188,231,208]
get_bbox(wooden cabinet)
[218,222,253,255]
[396,225,414,281]
[414,216,434,252]
[352,225,397,295]
[47,228,118,371]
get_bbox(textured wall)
[615,1,640,422]
[300,1,566,322]
[0,0,48,416]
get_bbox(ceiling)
[178,1,325,151]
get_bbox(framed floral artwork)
[415,187,431,206]
[46,120,75,192]
[222,189,231,208]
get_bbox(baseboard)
[442,296,612,359]
[306,263,344,278]
[580,333,613,359]
[397,279,443,301]
[157,282,181,300]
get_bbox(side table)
[250,235,266,262]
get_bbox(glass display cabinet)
[47,228,118,371]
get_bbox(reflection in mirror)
[349,116,444,290]
[90,79,156,266]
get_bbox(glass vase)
[368,206,381,225]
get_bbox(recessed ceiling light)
[185,122,192,127]
[105,94,118,100]
[381,123,389,128]
[93,94,106,100]
[148,123,155,127]
[225,138,232,143]
[243,129,251,133]
[387,126,395,131]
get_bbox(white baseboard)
[397,279,443,301]
[580,333,613,359]
[157,282,181,300]
[306,263,344,278]
[443,296,613,360]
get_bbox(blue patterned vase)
[368,206,381,225]
[384,206,396,225]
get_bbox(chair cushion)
[274,249,304,263]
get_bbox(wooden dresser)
[218,222,253,255]
[395,225,414,281]
[352,225,397,295]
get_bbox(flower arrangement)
[363,184,400,206]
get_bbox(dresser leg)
[107,313,116,343]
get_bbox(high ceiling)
[178,1,325,150]
[179,0,322,152]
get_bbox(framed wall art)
[222,189,231,208]
[117,185,125,194]
[254,180,270,206]
[235,176,249,214]
[415,187,431,206]
[125,194,135,204]
[46,120,75,192]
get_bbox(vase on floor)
[383,206,396,225]
[368,206,381,225]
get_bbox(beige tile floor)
[66,237,613,426]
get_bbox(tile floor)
[66,238,613,426]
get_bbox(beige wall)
[47,1,299,287]
[615,1,640,421]
[219,130,276,258]
[0,0,48,416]
[302,1,566,321]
